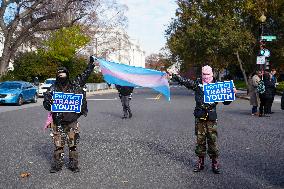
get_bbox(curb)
[236,95,250,100]
[86,89,117,96]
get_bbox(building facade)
[81,28,145,68]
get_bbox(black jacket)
[259,73,276,99]
[173,74,231,120]
[43,62,95,125]
[115,85,134,96]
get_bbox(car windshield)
[0,83,22,90]
[45,80,55,84]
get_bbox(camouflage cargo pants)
[195,118,219,158]
[50,121,80,161]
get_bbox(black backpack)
[257,80,265,94]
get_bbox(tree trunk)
[0,45,14,76]
[0,57,10,76]
[235,51,248,87]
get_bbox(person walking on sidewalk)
[249,71,262,115]
[115,84,134,119]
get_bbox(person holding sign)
[170,65,235,174]
[43,56,97,173]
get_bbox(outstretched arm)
[75,56,97,87]
[172,74,196,90]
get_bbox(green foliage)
[86,72,104,83]
[234,80,247,89]
[166,0,255,71]
[43,25,90,62]
[276,81,284,93]
[4,52,99,83]
[0,71,16,82]
[166,0,284,75]
[12,52,58,82]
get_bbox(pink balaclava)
[202,65,213,84]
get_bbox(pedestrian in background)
[33,76,39,87]
[259,73,275,117]
[115,84,134,119]
[268,69,278,114]
[248,71,261,116]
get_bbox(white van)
[38,78,56,97]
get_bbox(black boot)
[69,159,79,173]
[50,149,64,173]
[212,158,221,174]
[193,157,205,172]
[122,111,127,119]
[128,109,132,118]
[69,147,79,173]
[50,160,63,173]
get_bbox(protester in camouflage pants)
[51,121,80,169]
[171,65,234,174]
[195,119,218,158]
[43,56,96,173]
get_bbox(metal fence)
[85,83,115,93]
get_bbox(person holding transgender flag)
[169,65,235,174]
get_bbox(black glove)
[90,56,95,63]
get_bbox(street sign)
[261,36,277,41]
[260,49,270,57]
[256,56,266,64]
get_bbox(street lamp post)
[259,14,267,73]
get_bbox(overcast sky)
[118,0,178,56]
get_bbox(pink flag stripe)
[101,67,169,87]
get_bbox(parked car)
[0,81,38,105]
[38,78,56,97]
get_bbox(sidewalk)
[236,89,282,103]
[86,88,117,96]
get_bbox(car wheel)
[17,95,23,106]
[31,93,38,103]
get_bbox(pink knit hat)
[202,65,213,84]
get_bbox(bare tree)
[0,0,127,76]
[146,53,171,71]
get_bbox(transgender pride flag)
[96,58,170,101]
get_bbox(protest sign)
[203,81,235,103]
[51,92,83,113]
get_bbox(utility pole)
[259,14,267,73]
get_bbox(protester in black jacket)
[43,56,96,173]
[115,85,134,119]
[259,73,275,117]
[171,65,234,174]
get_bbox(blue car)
[0,81,38,105]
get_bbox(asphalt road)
[0,86,283,189]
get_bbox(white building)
[81,28,145,68]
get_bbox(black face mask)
[56,75,69,86]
